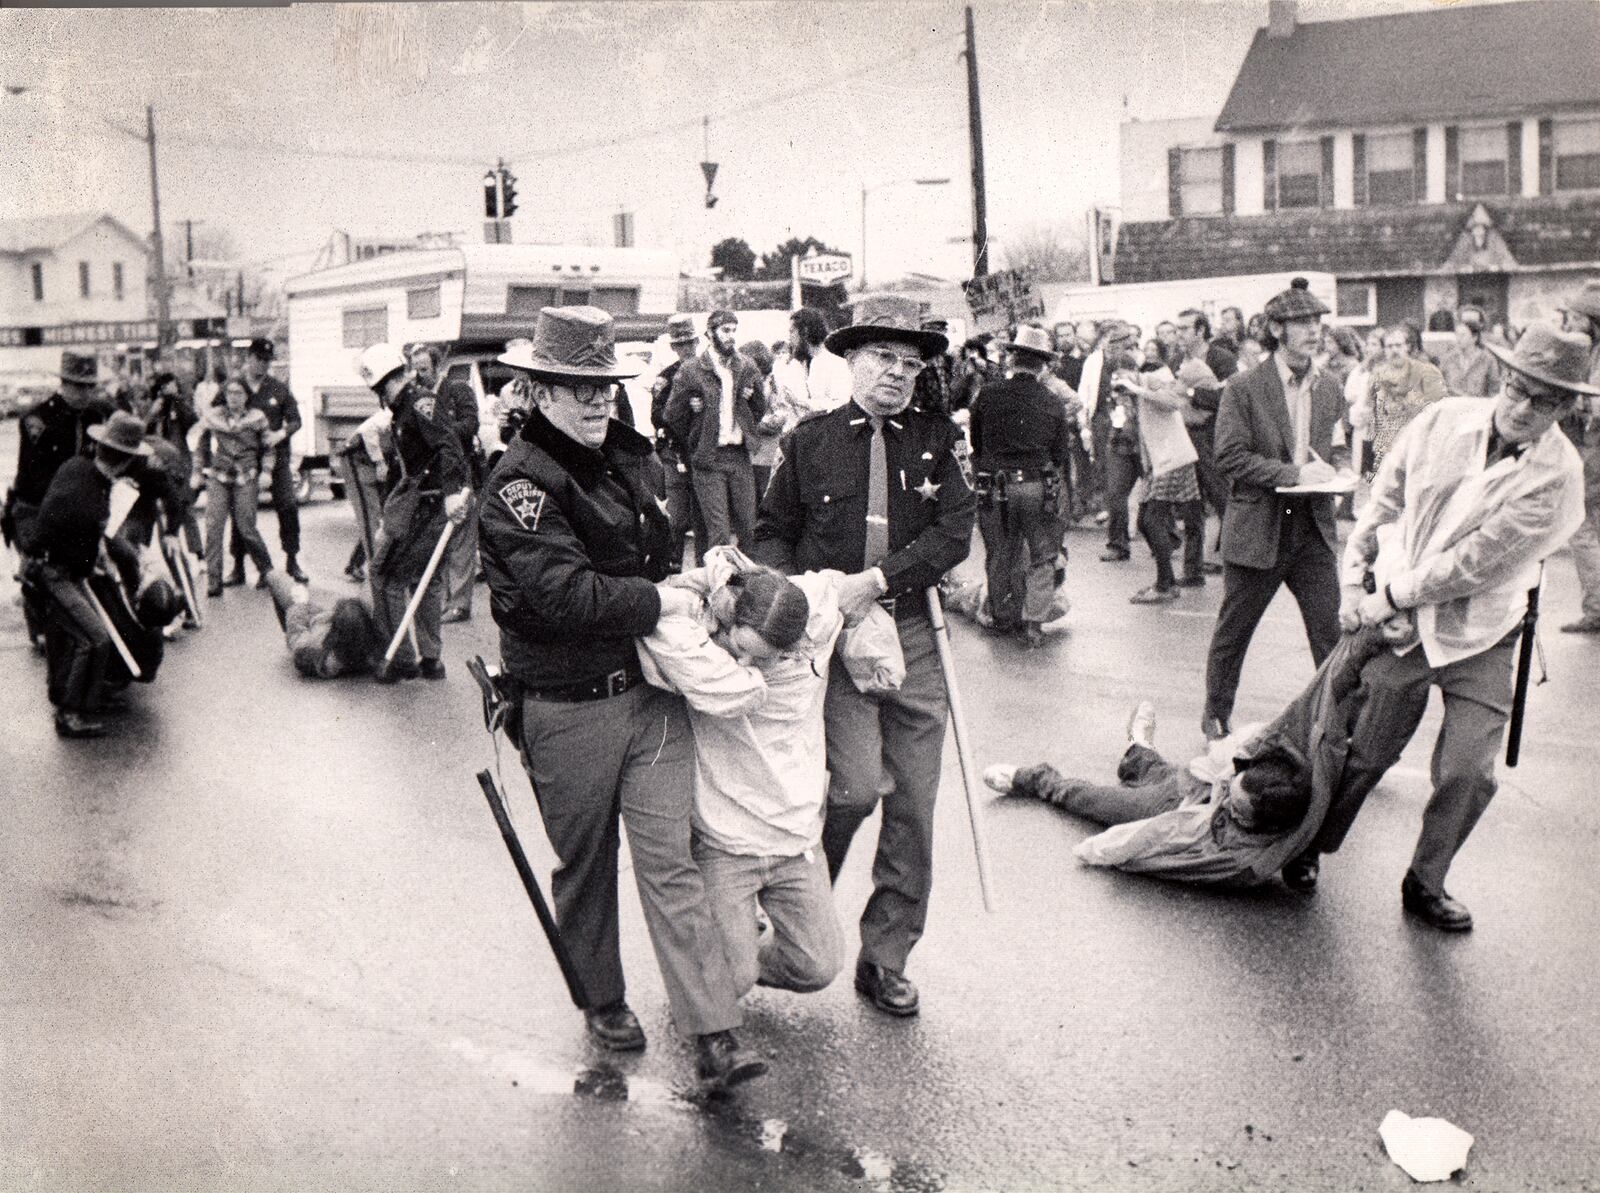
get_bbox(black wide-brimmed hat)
[59,350,99,386]
[498,306,642,380]
[1486,323,1600,397]
[87,411,153,457]
[824,295,948,358]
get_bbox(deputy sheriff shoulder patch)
[499,479,547,531]
[413,394,438,421]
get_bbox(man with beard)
[665,309,767,548]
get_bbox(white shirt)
[1274,352,1315,465]
[637,563,852,856]
[710,350,741,446]
[775,347,853,417]
[1344,398,1584,667]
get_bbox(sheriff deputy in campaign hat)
[477,305,768,1094]
[4,349,115,560]
[751,294,976,1018]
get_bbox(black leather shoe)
[207,584,224,599]
[373,660,420,685]
[1099,548,1131,562]
[286,557,310,583]
[1178,574,1205,588]
[1402,871,1473,932]
[54,711,106,739]
[222,566,246,588]
[1201,715,1231,742]
[585,1002,647,1052]
[417,658,447,681]
[1282,854,1320,893]
[695,1030,766,1092]
[1202,560,1225,575]
[855,960,920,1017]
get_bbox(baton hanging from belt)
[925,585,998,912]
[80,579,141,680]
[381,520,455,665]
[476,769,592,1009]
[1505,573,1543,768]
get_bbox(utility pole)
[146,104,172,348]
[964,5,989,279]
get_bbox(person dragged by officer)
[354,344,471,682]
[967,324,1076,647]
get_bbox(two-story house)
[1111,0,1600,333]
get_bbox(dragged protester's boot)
[695,1030,767,1092]
[54,710,106,739]
[1281,852,1320,893]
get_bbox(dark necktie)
[864,417,889,569]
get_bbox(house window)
[1175,147,1225,215]
[78,261,91,298]
[341,305,388,349]
[1367,132,1415,205]
[112,262,125,300]
[507,285,559,315]
[1276,139,1322,208]
[1554,118,1600,191]
[1460,125,1508,197]
[31,262,44,302]
[406,285,441,319]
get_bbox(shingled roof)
[1111,193,1600,283]
[1215,0,1600,134]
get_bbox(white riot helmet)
[356,343,408,393]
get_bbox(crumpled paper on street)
[1379,1109,1474,1182]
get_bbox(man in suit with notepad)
[1201,279,1344,747]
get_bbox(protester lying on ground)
[637,546,895,1000]
[981,623,1396,887]
[262,572,382,680]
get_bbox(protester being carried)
[262,573,382,679]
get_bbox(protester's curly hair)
[325,598,381,675]
[725,567,810,653]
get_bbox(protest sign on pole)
[962,269,1046,333]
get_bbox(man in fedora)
[649,314,708,571]
[967,323,1074,645]
[221,339,308,585]
[1203,278,1344,747]
[1555,281,1600,634]
[664,309,767,550]
[22,410,151,738]
[477,306,766,1093]
[354,343,470,682]
[1284,323,1591,930]
[5,350,113,557]
[755,294,976,1016]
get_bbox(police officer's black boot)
[222,560,247,587]
[286,554,309,583]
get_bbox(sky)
[0,0,1511,291]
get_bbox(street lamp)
[860,176,950,292]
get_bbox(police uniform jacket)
[969,374,1075,472]
[12,393,114,506]
[754,401,976,601]
[236,374,302,439]
[479,404,672,688]
[650,359,688,458]
[389,381,469,496]
[24,456,113,579]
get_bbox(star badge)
[915,477,941,502]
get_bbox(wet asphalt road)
[4,419,1600,1192]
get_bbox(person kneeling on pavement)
[262,573,382,680]
[637,547,899,1001]
[982,623,1394,887]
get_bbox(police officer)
[354,344,470,681]
[22,410,151,738]
[648,314,707,571]
[969,324,1075,646]
[5,350,113,553]
[409,343,483,624]
[477,306,765,1093]
[754,294,977,1017]
[223,339,308,584]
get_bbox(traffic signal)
[483,170,499,219]
[500,170,518,218]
